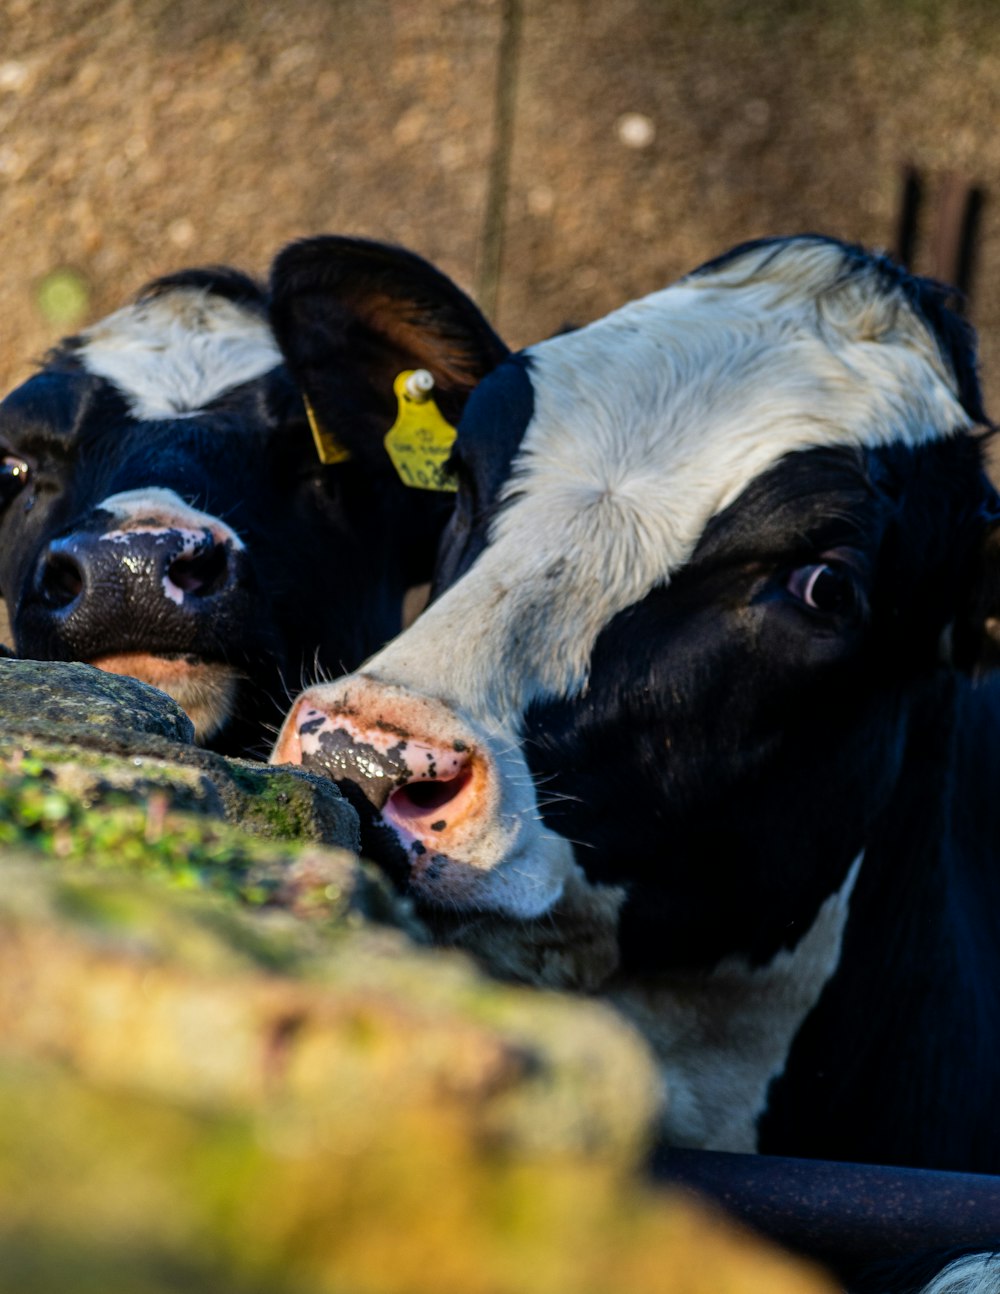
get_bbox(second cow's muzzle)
[19,521,251,661]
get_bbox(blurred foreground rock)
[0,658,360,848]
[0,658,835,1293]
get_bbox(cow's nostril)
[38,551,84,609]
[167,543,228,598]
[387,766,473,820]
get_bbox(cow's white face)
[273,237,978,924]
[76,288,282,420]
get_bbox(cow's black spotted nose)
[23,524,251,661]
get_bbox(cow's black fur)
[515,437,1000,1173]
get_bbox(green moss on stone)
[224,760,358,846]
[0,766,376,937]
[0,660,358,851]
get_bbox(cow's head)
[0,238,506,754]
[273,236,997,975]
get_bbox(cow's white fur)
[362,240,970,725]
[77,288,281,420]
[610,853,863,1151]
[915,1255,1000,1294]
[97,487,246,551]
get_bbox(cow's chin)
[419,862,626,994]
[394,830,573,925]
[89,652,240,744]
[407,857,565,921]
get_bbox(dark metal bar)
[895,164,923,270]
[953,184,985,305]
[476,0,524,319]
[653,1147,1000,1280]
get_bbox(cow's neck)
[444,855,863,1153]
[439,676,1000,1162]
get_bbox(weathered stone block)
[0,657,359,850]
[0,657,835,1293]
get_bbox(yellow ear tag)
[302,393,352,465]
[384,369,458,492]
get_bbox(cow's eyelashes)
[0,452,31,505]
[785,560,860,618]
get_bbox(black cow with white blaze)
[273,237,1000,1293]
[0,237,506,754]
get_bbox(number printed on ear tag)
[384,369,458,492]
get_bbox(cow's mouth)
[89,652,241,744]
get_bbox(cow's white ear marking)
[76,289,281,420]
[384,369,458,492]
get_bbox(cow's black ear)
[268,237,508,467]
[950,482,1000,672]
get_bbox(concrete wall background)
[2,0,1000,406]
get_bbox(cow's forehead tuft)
[73,288,282,421]
[511,235,971,530]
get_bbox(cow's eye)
[0,454,30,502]
[786,561,858,616]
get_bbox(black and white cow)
[0,237,506,754]
[273,237,1000,1292]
